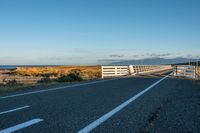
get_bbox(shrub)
[93,71,101,78]
[57,69,83,82]
[6,80,22,86]
[37,77,52,83]
[82,71,101,79]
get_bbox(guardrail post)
[173,66,176,76]
[198,67,200,80]
[115,67,117,77]
[175,66,178,76]
[195,66,197,79]
[101,66,104,79]
[129,65,134,75]
[183,67,186,77]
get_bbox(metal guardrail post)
[101,66,104,79]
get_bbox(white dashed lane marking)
[0,118,43,133]
[0,105,30,115]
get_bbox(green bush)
[37,77,52,83]
[5,79,23,86]
[83,71,101,79]
[57,69,82,82]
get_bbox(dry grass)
[0,82,70,94]
[0,66,102,93]
[195,67,200,81]
[15,66,101,79]
[0,66,101,86]
[0,84,36,94]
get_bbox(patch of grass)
[15,66,101,79]
[0,82,68,94]
[57,69,83,82]
[0,66,102,93]
[196,67,200,80]
[0,83,36,94]
[37,77,52,83]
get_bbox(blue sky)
[0,0,200,65]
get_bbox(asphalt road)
[0,71,200,133]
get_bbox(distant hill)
[173,61,200,66]
[108,57,198,65]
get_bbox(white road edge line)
[77,74,169,133]
[0,105,30,115]
[0,77,127,100]
[0,118,43,133]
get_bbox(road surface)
[0,71,200,133]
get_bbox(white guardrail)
[173,65,196,79]
[101,65,172,79]
[101,66,129,79]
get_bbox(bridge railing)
[101,65,172,79]
[173,65,196,79]
[101,66,129,79]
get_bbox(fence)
[173,65,196,79]
[129,65,172,74]
[101,66,129,79]
[101,65,172,79]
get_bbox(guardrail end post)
[101,66,104,79]
[129,65,134,75]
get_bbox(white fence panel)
[102,65,172,79]
[101,66,129,78]
[131,65,172,74]
[173,65,196,79]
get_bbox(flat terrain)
[0,66,101,93]
[0,66,101,84]
[0,71,200,133]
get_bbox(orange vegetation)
[15,66,101,79]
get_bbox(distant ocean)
[0,65,17,70]
[0,65,63,70]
